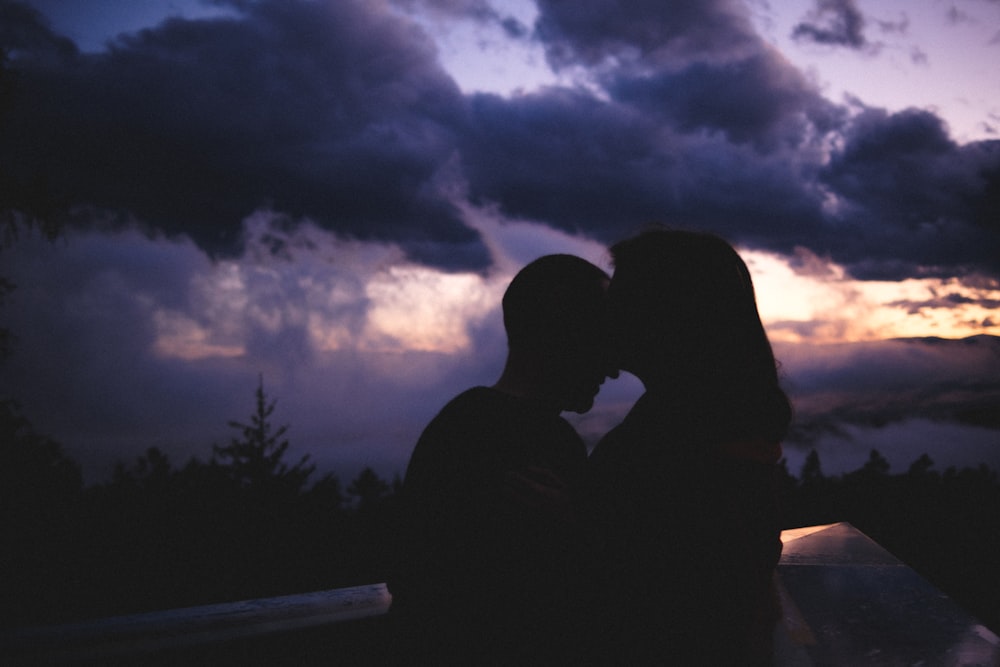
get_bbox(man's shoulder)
[434,386,503,418]
[418,386,511,439]
[442,385,497,406]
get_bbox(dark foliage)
[212,374,315,501]
[0,383,397,627]
[2,381,998,636]
[0,399,86,626]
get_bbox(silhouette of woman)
[584,228,792,666]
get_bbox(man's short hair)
[502,254,609,352]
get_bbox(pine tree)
[212,375,314,498]
[347,467,390,512]
[800,448,824,486]
[859,448,890,478]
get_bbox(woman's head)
[608,228,790,439]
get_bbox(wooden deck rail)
[3,523,999,665]
[2,583,391,665]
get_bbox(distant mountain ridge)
[893,333,1000,346]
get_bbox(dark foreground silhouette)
[582,230,792,665]
[1,395,999,638]
[388,255,614,665]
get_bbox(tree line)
[1,378,398,627]
[2,380,999,633]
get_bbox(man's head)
[500,254,616,413]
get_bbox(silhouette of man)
[388,254,616,666]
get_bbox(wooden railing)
[3,523,999,665]
[2,583,391,665]
[773,523,1000,665]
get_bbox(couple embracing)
[388,228,792,666]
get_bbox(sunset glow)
[363,266,502,353]
[2,0,998,483]
[152,309,245,361]
[143,229,1000,369]
[748,250,1000,343]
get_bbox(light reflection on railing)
[774,523,1000,666]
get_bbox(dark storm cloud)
[457,83,1000,281]
[604,49,843,150]
[0,0,486,268]
[457,87,826,252]
[2,0,1000,282]
[819,107,1000,279]
[0,0,76,59]
[792,0,868,50]
[461,1,837,239]
[533,0,760,69]
[521,0,1000,280]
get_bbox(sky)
[1,0,998,484]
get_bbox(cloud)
[908,46,928,66]
[0,0,77,60]
[0,0,483,267]
[873,13,909,36]
[0,209,621,482]
[3,214,998,484]
[818,107,1000,280]
[1,0,999,285]
[946,5,972,26]
[792,0,868,50]
[3,0,1000,495]
[389,0,530,38]
[456,85,836,261]
[533,0,760,70]
[776,335,1000,445]
[603,48,841,150]
[887,292,1000,314]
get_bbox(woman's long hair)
[610,228,792,442]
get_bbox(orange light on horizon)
[744,248,1000,344]
[152,309,245,360]
[149,228,1000,363]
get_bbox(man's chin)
[565,395,596,414]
